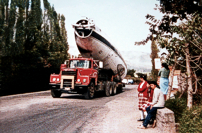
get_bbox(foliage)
[0,55,1,89]
[165,91,202,132]
[0,0,69,95]
[159,0,202,21]
[165,92,187,123]
[179,105,202,133]
[127,69,136,77]
[135,0,202,107]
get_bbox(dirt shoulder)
[79,85,162,133]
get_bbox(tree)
[135,1,202,109]
[0,0,69,95]
[15,0,26,55]
[150,37,159,81]
[127,69,136,77]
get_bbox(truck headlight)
[53,78,56,81]
[83,79,86,83]
[57,78,60,81]
[77,79,80,82]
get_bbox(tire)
[109,82,113,96]
[112,82,117,95]
[51,89,62,98]
[117,84,123,93]
[84,82,95,99]
[105,81,111,97]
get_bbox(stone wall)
[156,108,176,133]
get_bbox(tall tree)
[15,0,26,54]
[0,0,69,95]
[5,0,17,56]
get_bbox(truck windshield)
[70,60,91,68]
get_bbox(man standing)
[137,81,165,129]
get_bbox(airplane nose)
[75,37,92,53]
[73,19,94,38]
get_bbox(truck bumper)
[49,83,88,94]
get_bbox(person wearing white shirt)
[138,81,165,129]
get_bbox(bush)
[165,93,187,123]
[179,106,202,133]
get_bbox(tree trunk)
[185,43,193,109]
[167,59,176,100]
[6,2,8,25]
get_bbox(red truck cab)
[49,57,100,98]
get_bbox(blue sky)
[48,0,163,70]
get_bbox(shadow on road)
[59,89,127,100]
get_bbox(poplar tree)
[0,0,69,94]
[15,0,26,54]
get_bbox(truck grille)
[64,79,72,85]
[62,71,76,76]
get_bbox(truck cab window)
[70,60,91,68]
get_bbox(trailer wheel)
[51,89,61,98]
[105,81,111,97]
[113,82,117,95]
[117,84,123,93]
[84,82,95,99]
[109,82,113,95]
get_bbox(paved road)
[0,85,135,133]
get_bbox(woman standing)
[137,75,149,121]
[158,63,170,100]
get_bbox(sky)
[48,0,164,70]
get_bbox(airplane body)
[72,18,127,80]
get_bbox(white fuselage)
[73,18,127,80]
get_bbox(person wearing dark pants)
[137,81,165,129]
[143,106,164,127]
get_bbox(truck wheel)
[118,84,123,93]
[113,82,117,95]
[84,82,95,99]
[51,89,61,98]
[105,81,111,97]
[116,84,122,93]
[109,82,113,95]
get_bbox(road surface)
[0,86,134,133]
[0,85,162,133]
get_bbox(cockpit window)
[70,60,91,68]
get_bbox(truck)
[49,17,127,99]
[49,57,123,99]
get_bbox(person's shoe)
[152,120,157,128]
[137,119,145,121]
[137,125,146,129]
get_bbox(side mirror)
[64,60,69,65]
[99,61,103,68]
